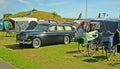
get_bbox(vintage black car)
[16,23,75,48]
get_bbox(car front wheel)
[64,36,70,44]
[32,38,41,48]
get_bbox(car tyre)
[19,43,23,46]
[32,38,41,48]
[64,36,70,44]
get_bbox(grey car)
[16,23,75,48]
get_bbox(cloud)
[0,6,7,12]
[48,1,68,6]
[18,0,31,4]
[35,0,40,2]
[103,1,120,5]
[0,0,6,4]
[94,0,120,6]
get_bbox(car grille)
[17,33,27,40]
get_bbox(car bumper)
[16,40,32,44]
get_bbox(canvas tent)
[91,18,120,52]
[90,18,120,35]
[9,17,37,32]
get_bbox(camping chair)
[101,31,118,60]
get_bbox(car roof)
[38,23,73,26]
[38,23,58,25]
[90,18,120,22]
[104,18,120,22]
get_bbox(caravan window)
[89,22,100,31]
[100,21,119,33]
[57,26,64,31]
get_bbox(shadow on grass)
[5,44,32,50]
[108,60,120,67]
[82,56,107,62]
[83,58,98,62]
[5,43,64,50]
[93,56,106,59]
[66,50,85,54]
[67,50,92,58]
[108,62,120,67]
[67,50,107,62]
[66,50,80,54]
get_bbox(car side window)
[64,26,72,31]
[49,25,56,31]
[57,26,64,31]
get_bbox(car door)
[46,25,58,43]
[64,25,74,39]
[55,25,65,43]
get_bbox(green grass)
[0,32,120,69]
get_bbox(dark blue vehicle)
[16,23,75,48]
[90,18,120,60]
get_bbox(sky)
[0,0,120,19]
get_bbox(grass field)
[0,32,120,69]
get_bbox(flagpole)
[85,0,88,19]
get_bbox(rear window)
[64,26,72,31]
[57,26,64,31]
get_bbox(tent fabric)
[10,18,37,22]
[100,21,119,33]
[113,30,120,52]
[113,30,120,46]
[91,19,120,47]
[0,19,4,30]
[9,17,37,32]
[26,21,38,30]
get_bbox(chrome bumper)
[16,40,32,44]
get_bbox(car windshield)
[34,24,49,31]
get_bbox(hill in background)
[9,9,76,23]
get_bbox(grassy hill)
[9,10,75,23]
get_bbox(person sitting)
[77,22,85,36]
[76,22,85,52]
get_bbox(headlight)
[26,34,29,38]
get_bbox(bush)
[52,12,61,17]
